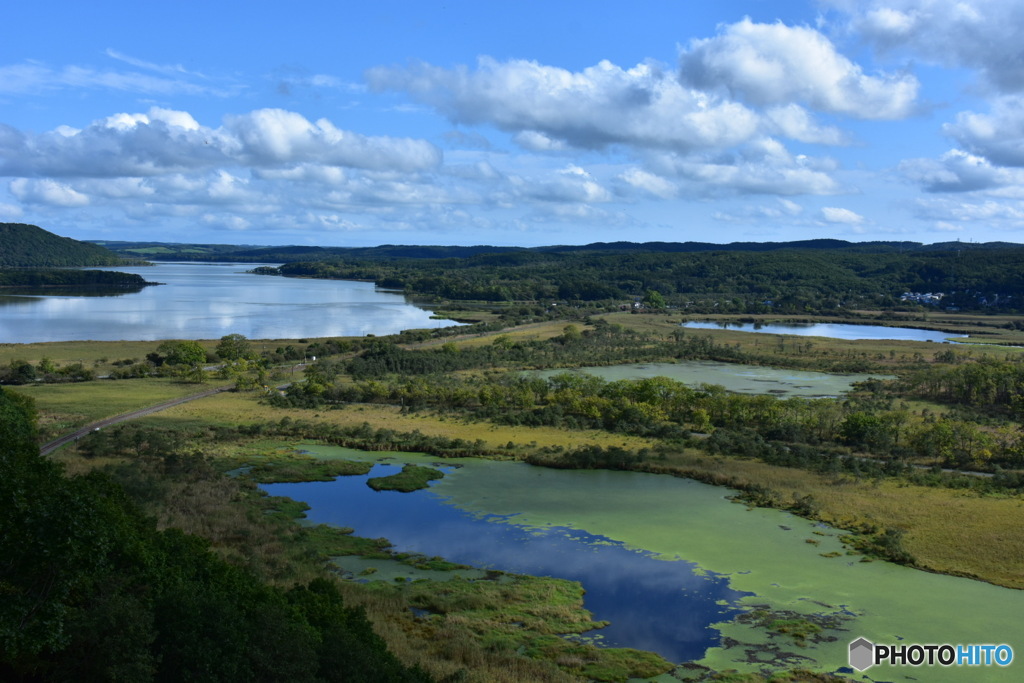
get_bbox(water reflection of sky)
[682,320,966,342]
[1,262,461,343]
[262,464,752,663]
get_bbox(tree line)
[256,244,1024,313]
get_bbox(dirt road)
[40,385,231,456]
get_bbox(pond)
[682,321,967,343]
[531,361,891,398]
[264,447,1024,681]
[265,461,750,663]
[0,262,460,343]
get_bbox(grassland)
[10,377,216,440]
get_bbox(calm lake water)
[267,447,1024,681]
[683,320,967,342]
[0,262,460,343]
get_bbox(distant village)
[900,291,944,305]
[901,290,1012,310]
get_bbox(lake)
[265,447,1024,681]
[682,321,967,342]
[0,262,460,343]
[531,361,891,398]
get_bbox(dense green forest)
[260,245,1024,313]
[0,223,130,268]
[0,388,431,682]
[0,268,154,291]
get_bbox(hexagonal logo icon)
[849,637,875,671]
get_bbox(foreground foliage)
[0,387,431,682]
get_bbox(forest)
[0,223,130,268]
[0,268,153,291]
[258,244,1024,313]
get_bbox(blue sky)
[3,0,1023,247]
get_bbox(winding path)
[40,385,232,456]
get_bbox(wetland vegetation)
[5,238,1024,682]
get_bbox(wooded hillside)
[0,223,128,267]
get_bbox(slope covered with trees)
[0,223,129,268]
[0,387,431,682]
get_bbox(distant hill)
[92,237,1024,264]
[0,223,129,268]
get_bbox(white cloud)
[900,149,1024,192]
[712,198,805,222]
[0,107,441,178]
[643,142,840,196]
[253,164,348,185]
[679,18,919,119]
[510,164,612,204]
[842,0,1024,92]
[763,105,849,145]
[619,168,677,199]
[367,57,761,152]
[820,206,865,224]
[514,130,568,152]
[76,177,156,198]
[943,95,1024,167]
[914,196,1024,223]
[10,178,90,207]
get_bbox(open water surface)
[0,262,459,343]
[682,320,967,342]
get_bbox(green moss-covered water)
[292,446,1021,681]
[531,361,892,398]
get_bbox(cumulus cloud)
[619,168,677,199]
[679,18,919,119]
[842,0,1024,92]
[0,107,441,178]
[763,105,849,145]
[10,178,90,207]
[900,149,1024,192]
[641,140,840,197]
[224,109,442,171]
[942,95,1024,167]
[367,57,761,152]
[820,206,866,224]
